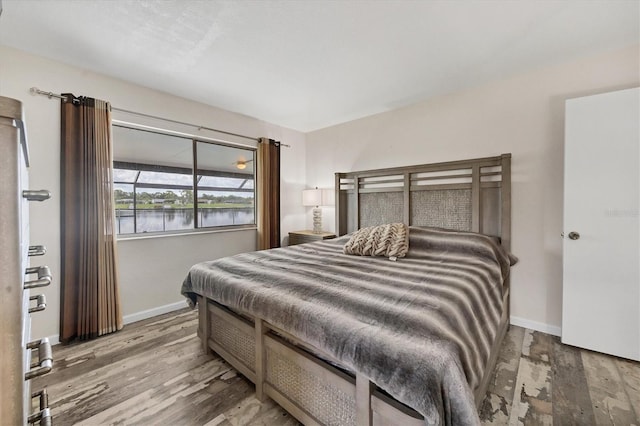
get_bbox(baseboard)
[510,315,561,337]
[45,300,189,346]
[122,300,189,325]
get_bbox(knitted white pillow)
[343,223,409,260]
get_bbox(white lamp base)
[312,207,322,233]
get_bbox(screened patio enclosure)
[112,125,256,235]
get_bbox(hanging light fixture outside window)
[234,159,253,170]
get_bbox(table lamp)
[302,187,324,233]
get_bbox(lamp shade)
[302,188,322,207]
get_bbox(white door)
[562,87,639,361]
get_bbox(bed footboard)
[197,295,424,426]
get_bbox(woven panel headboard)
[335,154,511,251]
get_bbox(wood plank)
[475,315,510,408]
[480,325,525,424]
[337,155,503,178]
[582,350,637,425]
[471,165,480,232]
[551,340,596,425]
[33,313,199,386]
[507,330,553,425]
[69,346,222,416]
[409,183,472,191]
[200,295,210,354]
[615,357,640,419]
[75,362,248,425]
[410,172,473,182]
[144,375,260,425]
[210,395,300,426]
[49,309,196,360]
[354,175,360,230]
[403,173,410,225]
[255,319,266,401]
[357,187,403,194]
[356,374,373,426]
[500,153,511,252]
[50,341,231,424]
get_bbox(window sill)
[116,225,257,242]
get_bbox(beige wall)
[305,45,640,333]
[0,45,307,341]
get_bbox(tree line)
[114,189,252,204]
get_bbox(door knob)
[568,231,580,240]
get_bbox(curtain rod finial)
[29,87,39,96]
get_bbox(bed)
[181,154,514,426]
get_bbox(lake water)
[115,208,254,234]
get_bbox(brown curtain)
[257,138,281,250]
[60,94,122,343]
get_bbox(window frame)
[112,124,257,238]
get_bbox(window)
[112,125,256,235]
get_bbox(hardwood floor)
[33,309,639,425]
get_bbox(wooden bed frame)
[196,153,512,426]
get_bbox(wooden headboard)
[334,153,512,251]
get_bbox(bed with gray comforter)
[181,226,516,425]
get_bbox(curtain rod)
[29,87,290,147]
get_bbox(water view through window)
[113,126,256,235]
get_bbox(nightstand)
[288,230,336,246]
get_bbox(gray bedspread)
[181,227,516,425]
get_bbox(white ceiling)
[0,0,638,132]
